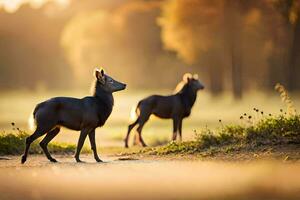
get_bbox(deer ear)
[94,68,100,79]
[183,73,192,82]
[193,74,199,80]
[94,68,105,83]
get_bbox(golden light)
[0,0,70,13]
[0,0,23,13]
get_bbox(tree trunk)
[231,45,243,99]
[224,0,243,99]
[208,66,223,95]
[206,52,224,95]
[287,14,300,91]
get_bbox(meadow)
[1,89,300,200]
[1,88,299,149]
[1,0,300,199]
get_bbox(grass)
[0,86,300,156]
[0,125,90,155]
[148,114,300,155]
[144,84,300,156]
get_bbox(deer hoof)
[49,158,58,163]
[75,158,84,163]
[21,155,27,164]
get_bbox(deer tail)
[28,103,42,131]
[130,102,141,122]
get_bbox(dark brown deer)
[22,68,126,164]
[124,73,204,148]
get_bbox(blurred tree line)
[0,0,299,98]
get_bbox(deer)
[124,73,204,148]
[21,68,126,163]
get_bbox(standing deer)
[22,68,126,164]
[124,73,204,148]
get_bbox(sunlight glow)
[0,0,70,13]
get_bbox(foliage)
[0,125,90,155]
[149,85,300,155]
[150,114,300,155]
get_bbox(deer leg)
[21,126,52,164]
[132,134,140,146]
[39,127,60,162]
[88,130,102,162]
[172,118,179,141]
[124,119,139,148]
[136,122,147,147]
[178,119,183,142]
[135,112,151,147]
[75,129,90,162]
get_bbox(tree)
[223,0,244,99]
[273,0,300,91]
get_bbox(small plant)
[275,83,297,116]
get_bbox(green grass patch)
[0,128,90,155]
[145,84,300,155]
[147,114,300,155]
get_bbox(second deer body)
[125,74,204,148]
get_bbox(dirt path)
[0,154,300,200]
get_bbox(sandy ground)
[0,154,300,200]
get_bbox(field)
[1,89,300,200]
[1,89,299,147]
